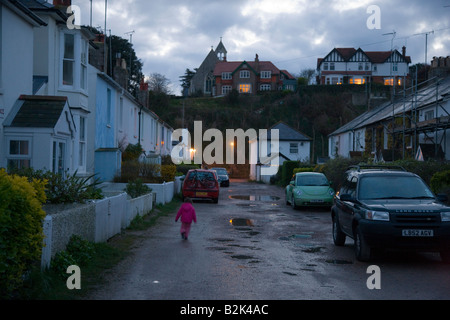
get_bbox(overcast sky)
[72,0,450,95]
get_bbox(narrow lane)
[87,181,450,300]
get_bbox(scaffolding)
[389,74,450,161]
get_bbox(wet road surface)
[87,181,450,300]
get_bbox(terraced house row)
[0,0,173,182]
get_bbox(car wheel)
[355,225,372,262]
[332,214,346,246]
[212,198,218,204]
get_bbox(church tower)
[215,38,227,61]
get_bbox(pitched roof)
[3,0,47,26]
[335,48,357,61]
[317,47,411,68]
[5,95,69,128]
[213,60,280,76]
[268,121,312,141]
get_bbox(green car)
[286,172,335,209]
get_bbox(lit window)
[239,84,251,93]
[384,78,400,86]
[260,71,271,79]
[350,77,365,85]
[240,70,250,78]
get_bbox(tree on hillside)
[179,68,197,95]
[148,73,172,95]
[298,68,316,85]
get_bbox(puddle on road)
[231,254,255,260]
[278,233,314,241]
[229,195,281,202]
[230,218,253,227]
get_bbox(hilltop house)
[317,47,411,86]
[190,40,296,97]
[249,121,311,183]
[213,54,296,96]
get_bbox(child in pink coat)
[175,198,197,240]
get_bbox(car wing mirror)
[289,181,295,186]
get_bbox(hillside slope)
[152,86,383,163]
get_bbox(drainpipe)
[138,106,142,145]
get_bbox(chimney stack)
[402,46,406,58]
[53,0,71,12]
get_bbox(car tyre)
[332,214,346,246]
[355,225,372,262]
[212,197,218,204]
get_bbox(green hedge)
[430,170,450,194]
[0,169,46,298]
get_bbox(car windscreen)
[358,175,435,200]
[214,169,227,175]
[187,171,216,181]
[296,174,329,186]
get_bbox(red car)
[182,169,220,203]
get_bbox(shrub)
[430,170,450,194]
[280,161,300,186]
[122,143,143,161]
[176,164,201,175]
[161,164,177,182]
[50,235,96,279]
[293,167,315,174]
[125,179,152,198]
[0,169,46,298]
[10,168,103,204]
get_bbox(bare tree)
[147,73,172,94]
[299,68,316,85]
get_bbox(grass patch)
[17,197,181,300]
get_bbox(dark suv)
[331,165,450,262]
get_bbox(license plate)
[310,199,324,203]
[402,229,434,237]
[196,192,208,197]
